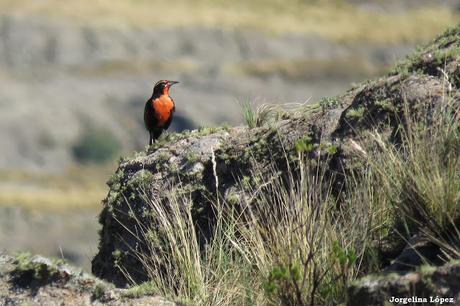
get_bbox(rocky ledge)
[0,253,175,305]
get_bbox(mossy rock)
[347,261,460,306]
[0,253,175,305]
[92,25,460,287]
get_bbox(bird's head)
[153,80,179,96]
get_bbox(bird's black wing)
[144,99,158,132]
[163,103,175,131]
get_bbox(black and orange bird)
[144,80,179,145]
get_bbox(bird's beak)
[167,81,179,87]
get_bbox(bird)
[144,80,179,145]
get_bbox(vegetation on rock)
[91,25,460,305]
[0,253,175,305]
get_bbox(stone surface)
[347,261,460,306]
[0,253,175,306]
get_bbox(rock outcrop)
[348,261,460,306]
[92,24,460,294]
[0,253,175,306]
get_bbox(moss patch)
[10,253,67,288]
[123,281,157,298]
[345,106,365,121]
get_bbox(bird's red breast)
[151,94,174,127]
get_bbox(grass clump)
[233,158,373,305]
[364,98,460,258]
[239,100,282,129]
[239,100,318,129]
[239,100,257,128]
[119,146,378,305]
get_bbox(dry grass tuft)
[364,95,460,260]
[119,147,378,305]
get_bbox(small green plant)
[263,262,301,297]
[326,145,338,155]
[295,134,314,154]
[345,106,365,120]
[185,152,199,164]
[197,126,222,136]
[295,139,314,154]
[241,175,251,189]
[319,97,340,110]
[332,241,357,272]
[91,283,107,300]
[374,99,395,112]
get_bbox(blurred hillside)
[0,0,459,271]
[0,0,458,172]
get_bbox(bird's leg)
[149,132,153,146]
